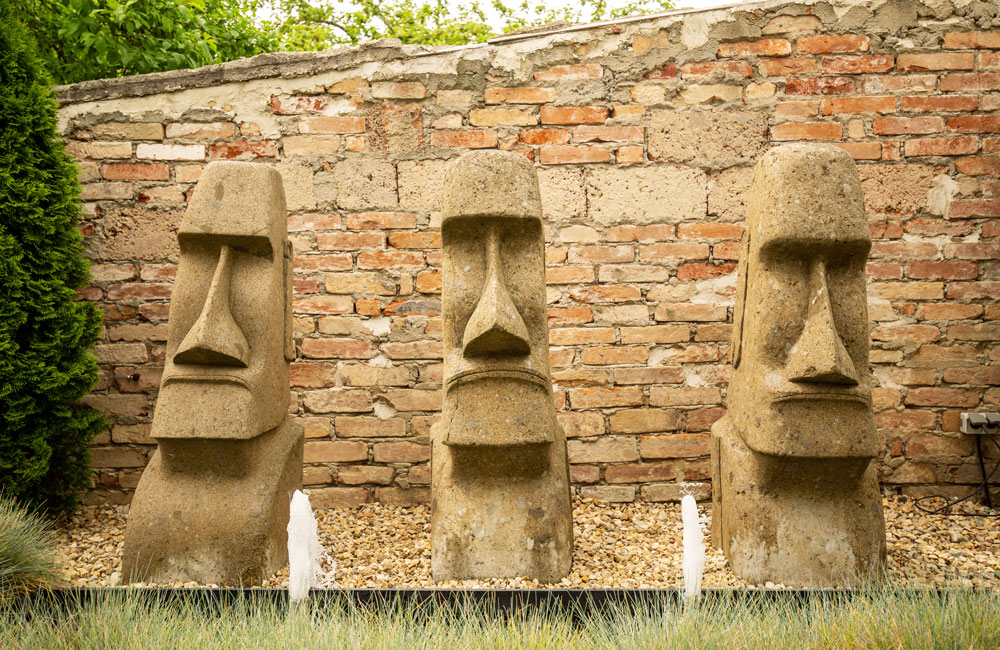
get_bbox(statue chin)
[443,374,556,448]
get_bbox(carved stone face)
[728,144,877,459]
[440,151,555,447]
[152,162,293,440]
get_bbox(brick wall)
[57,0,999,507]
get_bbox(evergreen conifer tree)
[0,0,105,514]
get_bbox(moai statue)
[123,161,302,585]
[711,143,886,587]
[431,150,573,582]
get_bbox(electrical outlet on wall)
[960,413,1000,436]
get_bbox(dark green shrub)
[0,495,65,599]
[0,0,105,514]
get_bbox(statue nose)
[173,245,250,367]
[462,230,530,358]
[785,261,859,385]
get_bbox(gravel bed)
[52,496,999,590]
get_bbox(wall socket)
[960,413,1000,435]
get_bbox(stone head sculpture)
[432,150,572,582]
[711,144,885,587]
[153,161,294,441]
[124,161,302,586]
[728,143,878,462]
[440,150,555,449]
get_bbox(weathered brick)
[66,141,132,159]
[335,416,407,437]
[771,121,843,140]
[717,39,791,57]
[609,409,682,434]
[785,77,856,94]
[797,34,869,54]
[372,81,426,99]
[429,130,498,148]
[955,157,1000,175]
[654,303,727,322]
[904,387,980,407]
[540,106,609,125]
[309,487,370,508]
[283,135,341,155]
[605,462,676,484]
[534,64,602,80]
[572,126,644,143]
[902,95,979,112]
[568,437,639,463]
[759,57,818,76]
[640,434,710,459]
[904,136,979,156]
[822,96,895,114]
[298,116,366,134]
[101,163,169,181]
[539,145,610,164]
[469,108,537,127]
[943,31,1000,49]
[873,116,943,135]
[484,87,555,104]
[940,72,1000,92]
[947,115,1000,133]
[304,440,368,463]
[373,442,429,463]
[568,386,644,409]
[375,487,430,507]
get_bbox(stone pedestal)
[122,419,302,585]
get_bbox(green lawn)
[2,588,998,649]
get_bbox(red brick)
[568,387,644,409]
[950,199,1000,218]
[774,100,820,118]
[372,82,426,99]
[294,254,352,272]
[612,366,684,385]
[785,77,856,95]
[638,242,710,261]
[943,366,1000,385]
[918,303,983,320]
[822,96,895,114]
[642,64,677,79]
[822,55,894,74]
[335,416,407,437]
[606,225,675,242]
[640,434,710,459]
[619,325,689,344]
[534,64,602,80]
[904,387,980,408]
[904,136,979,156]
[373,442,429,463]
[681,61,753,78]
[317,232,385,250]
[569,285,642,303]
[539,145,610,164]
[549,327,616,346]
[898,52,975,71]
[518,128,570,145]
[947,115,1000,133]
[649,386,722,407]
[301,338,373,359]
[948,322,1000,341]
[546,266,594,284]
[605,462,675,484]
[294,295,354,314]
[901,95,979,112]
[572,126,644,143]
[270,95,327,114]
[357,251,424,269]
[570,465,600,484]
[298,116,365,134]
[101,163,169,181]
[676,262,736,280]
[955,156,1000,175]
[208,140,277,159]
[303,440,367,463]
[290,362,337,388]
[540,106,609,125]
[874,410,937,430]
[687,407,727,431]
[429,130,498,149]
[871,324,941,342]
[867,262,903,279]
[987,138,1000,153]
[654,303,727,322]
[581,346,649,365]
[309,487,370,508]
[873,116,943,135]
[940,72,1000,92]
[607,410,682,435]
[557,411,606,438]
[388,232,440,249]
[717,39,792,57]
[771,121,843,141]
[863,74,936,93]
[797,34,869,54]
[484,87,555,104]
[759,58,817,76]
[946,282,1000,299]
[677,222,741,239]
[105,283,172,301]
[831,142,882,160]
[943,31,1000,50]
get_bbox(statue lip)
[161,373,251,390]
[446,367,547,389]
[772,391,869,405]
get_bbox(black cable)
[913,432,1000,518]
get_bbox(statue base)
[711,416,886,587]
[122,418,303,585]
[430,424,573,583]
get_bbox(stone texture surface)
[61,0,999,508]
[122,162,303,586]
[712,144,886,587]
[432,151,572,582]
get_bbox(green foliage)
[268,0,676,50]
[0,496,65,599]
[16,0,279,85]
[0,0,105,514]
